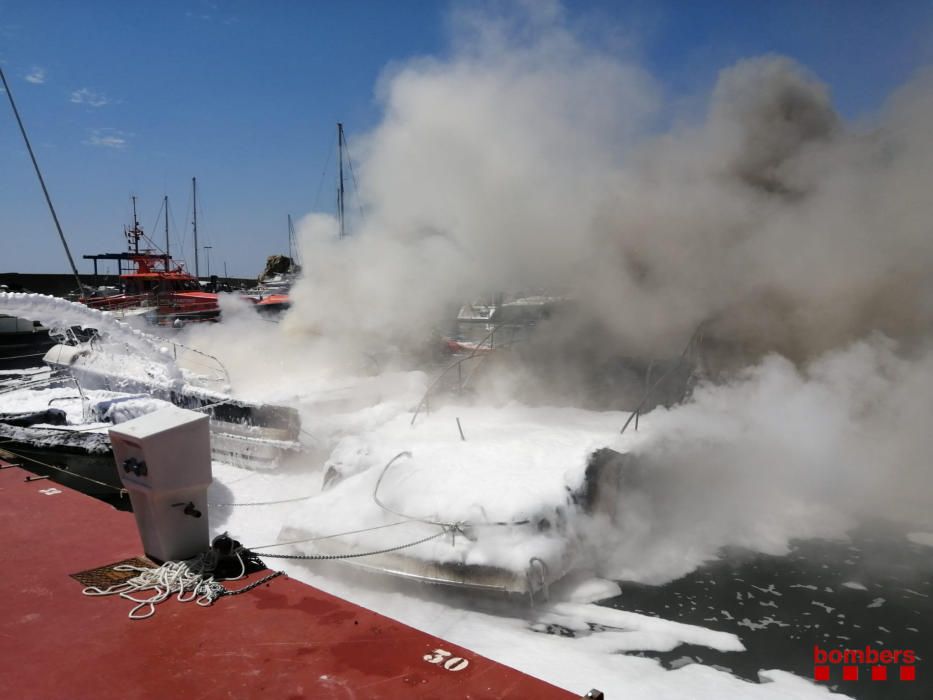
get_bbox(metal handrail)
[410,324,506,426]
[168,340,231,386]
[619,322,705,436]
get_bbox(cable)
[311,136,335,212]
[179,189,192,268]
[0,445,124,494]
[371,451,534,530]
[167,197,182,265]
[148,198,166,246]
[372,451,448,527]
[341,131,365,221]
[250,527,447,561]
[247,521,410,550]
[209,494,313,507]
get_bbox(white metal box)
[109,407,212,562]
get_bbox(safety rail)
[168,340,231,387]
[411,324,527,426]
[619,322,706,436]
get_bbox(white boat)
[275,403,645,599]
[0,292,302,470]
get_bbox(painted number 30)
[423,648,470,672]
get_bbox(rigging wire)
[0,67,85,293]
[167,197,182,264]
[147,198,166,244]
[311,136,335,212]
[198,183,213,249]
[341,131,366,221]
[180,188,192,269]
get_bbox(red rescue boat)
[80,199,220,326]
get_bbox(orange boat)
[80,199,220,326]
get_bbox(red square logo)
[900,665,916,681]
[871,665,887,681]
[843,666,859,681]
[814,666,830,681]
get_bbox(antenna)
[130,195,141,254]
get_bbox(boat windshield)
[124,278,158,295]
[123,277,201,295]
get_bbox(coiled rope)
[82,525,450,619]
[82,548,249,619]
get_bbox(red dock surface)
[0,461,577,699]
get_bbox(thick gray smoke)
[286,9,933,370]
[234,5,933,577]
[594,334,933,583]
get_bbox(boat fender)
[0,408,68,427]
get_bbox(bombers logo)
[813,645,917,682]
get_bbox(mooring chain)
[221,569,284,596]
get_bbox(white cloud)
[70,88,111,107]
[84,128,128,149]
[24,66,45,84]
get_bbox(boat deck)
[0,460,578,699]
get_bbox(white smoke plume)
[596,335,933,583]
[286,7,933,369]
[198,4,933,580]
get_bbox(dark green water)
[6,444,130,510]
[600,522,932,699]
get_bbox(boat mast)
[0,66,84,293]
[287,213,300,265]
[130,196,141,254]
[337,122,346,239]
[192,176,200,278]
[164,195,170,258]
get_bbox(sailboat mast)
[337,122,346,239]
[164,195,170,257]
[192,176,200,278]
[0,66,84,293]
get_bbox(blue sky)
[2,0,932,278]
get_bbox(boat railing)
[411,324,525,426]
[167,341,231,388]
[0,367,73,397]
[619,322,706,436]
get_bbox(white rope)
[82,549,245,620]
